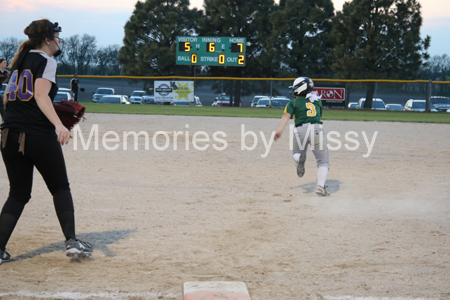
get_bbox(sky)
[0,0,448,57]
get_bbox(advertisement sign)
[154,81,194,103]
[314,87,346,106]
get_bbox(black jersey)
[70,78,79,90]
[2,50,58,136]
[0,68,8,83]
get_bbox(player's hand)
[274,131,282,141]
[55,124,71,145]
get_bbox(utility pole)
[425,79,432,112]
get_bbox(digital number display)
[176,36,246,67]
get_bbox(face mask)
[53,39,62,57]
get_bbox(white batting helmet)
[291,77,314,97]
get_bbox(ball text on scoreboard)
[176,36,246,67]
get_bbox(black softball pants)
[0,130,76,251]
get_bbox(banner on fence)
[154,81,195,103]
[314,87,346,106]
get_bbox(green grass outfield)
[80,102,450,124]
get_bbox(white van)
[357,98,386,110]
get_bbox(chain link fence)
[57,76,450,108]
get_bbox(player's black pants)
[0,130,76,251]
[73,89,78,102]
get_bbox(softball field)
[0,113,449,300]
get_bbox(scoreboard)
[176,36,246,67]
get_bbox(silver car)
[404,99,437,112]
[98,95,130,104]
[348,102,358,109]
[141,95,155,104]
[255,97,270,107]
[385,104,404,111]
[130,90,146,104]
[431,96,450,112]
[92,87,115,103]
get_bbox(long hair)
[9,19,56,69]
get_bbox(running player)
[274,77,330,196]
[0,19,93,265]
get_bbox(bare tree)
[0,37,22,65]
[63,34,97,74]
[94,45,120,75]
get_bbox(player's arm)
[274,112,292,141]
[34,78,71,145]
[69,79,73,90]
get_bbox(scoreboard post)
[176,36,246,67]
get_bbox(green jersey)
[284,96,323,127]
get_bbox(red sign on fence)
[314,87,346,102]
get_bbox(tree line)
[0,36,120,76]
[0,0,448,107]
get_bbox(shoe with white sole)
[315,185,330,196]
[65,238,93,257]
[0,249,11,264]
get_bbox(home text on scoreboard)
[176,36,246,67]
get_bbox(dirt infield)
[0,113,449,300]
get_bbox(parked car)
[98,95,130,104]
[58,87,74,99]
[215,94,231,107]
[348,102,359,109]
[92,87,115,103]
[141,95,155,104]
[251,95,269,107]
[129,90,146,104]
[54,91,73,102]
[404,99,423,112]
[270,98,290,108]
[255,97,270,107]
[430,96,450,112]
[357,98,386,110]
[1,83,7,99]
[171,100,192,106]
[403,99,437,112]
[385,103,404,111]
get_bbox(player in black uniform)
[70,74,81,102]
[0,59,8,84]
[0,19,93,265]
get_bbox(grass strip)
[80,102,450,124]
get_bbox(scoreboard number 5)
[179,42,191,52]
